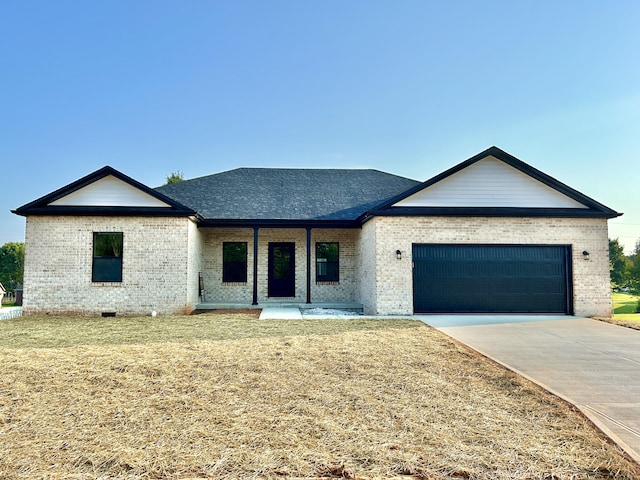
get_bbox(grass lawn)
[1,313,639,479]
[604,293,640,330]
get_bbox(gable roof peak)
[13,165,195,217]
[370,146,621,219]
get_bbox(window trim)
[92,232,123,283]
[223,242,248,283]
[316,242,339,283]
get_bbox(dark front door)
[268,242,295,297]
[412,244,572,314]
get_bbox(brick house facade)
[14,147,620,317]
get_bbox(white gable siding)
[393,157,588,209]
[49,175,170,207]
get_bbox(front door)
[268,242,295,297]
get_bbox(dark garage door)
[412,244,572,314]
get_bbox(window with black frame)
[316,242,339,282]
[92,232,123,282]
[223,242,248,283]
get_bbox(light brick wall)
[360,216,612,317]
[186,220,204,307]
[201,228,254,303]
[23,216,198,315]
[23,214,610,317]
[200,228,358,304]
[311,229,357,302]
[356,221,377,312]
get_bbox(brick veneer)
[358,216,612,317]
[200,228,358,304]
[22,216,201,315]
[22,215,612,317]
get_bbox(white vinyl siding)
[49,175,170,207]
[393,157,588,209]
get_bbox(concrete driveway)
[421,315,640,464]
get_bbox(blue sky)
[2,1,639,251]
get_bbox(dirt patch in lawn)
[1,319,639,479]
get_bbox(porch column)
[252,227,259,305]
[306,227,312,304]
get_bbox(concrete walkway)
[258,306,364,320]
[422,315,640,463]
[259,307,303,320]
[0,307,22,320]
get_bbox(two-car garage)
[412,244,573,314]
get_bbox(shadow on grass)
[612,292,639,314]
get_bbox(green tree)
[609,238,630,289]
[628,240,640,294]
[0,242,25,291]
[165,171,185,185]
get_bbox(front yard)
[605,293,640,330]
[1,313,638,479]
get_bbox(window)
[316,242,339,282]
[92,232,123,282]
[223,242,248,283]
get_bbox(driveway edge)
[440,332,640,465]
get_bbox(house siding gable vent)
[49,175,171,208]
[393,156,588,209]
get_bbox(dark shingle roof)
[155,168,421,221]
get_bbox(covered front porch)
[197,225,360,308]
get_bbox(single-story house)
[13,146,620,317]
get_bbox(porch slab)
[195,301,364,313]
[259,307,303,320]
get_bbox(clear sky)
[2,1,639,251]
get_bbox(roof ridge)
[173,167,419,184]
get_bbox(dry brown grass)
[1,313,638,479]
[595,317,640,331]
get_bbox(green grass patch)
[606,293,640,329]
[612,292,639,314]
[0,312,421,349]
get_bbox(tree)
[165,171,185,185]
[609,238,630,289]
[628,240,640,294]
[0,242,25,291]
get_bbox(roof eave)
[198,218,361,229]
[11,206,197,218]
[362,206,622,220]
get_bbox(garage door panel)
[413,244,571,314]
